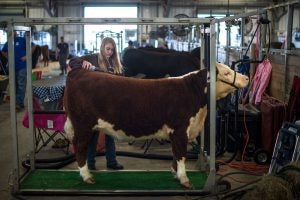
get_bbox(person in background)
[56,36,69,75]
[121,40,134,61]
[68,37,124,170]
[2,31,31,111]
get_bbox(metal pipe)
[284,5,294,101]
[203,20,216,193]
[19,189,209,196]
[0,17,210,25]
[8,24,20,194]
[216,0,300,23]
[25,30,36,170]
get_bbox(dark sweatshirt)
[68,53,100,69]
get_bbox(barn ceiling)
[0,0,282,7]
[0,0,294,17]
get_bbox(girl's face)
[103,42,114,58]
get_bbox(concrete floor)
[0,62,259,200]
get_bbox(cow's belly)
[92,105,207,142]
[94,119,174,141]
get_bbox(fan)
[157,26,169,38]
[149,30,158,39]
[171,14,190,37]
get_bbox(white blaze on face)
[64,117,74,140]
[186,105,207,141]
[94,118,174,140]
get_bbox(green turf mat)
[20,170,207,191]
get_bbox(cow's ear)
[216,62,230,75]
[215,62,220,75]
[216,62,224,72]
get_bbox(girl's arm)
[68,53,99,70]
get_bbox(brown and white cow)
[63,62,249,188]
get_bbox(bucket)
[36,71,42,80]
[31,72,37,81]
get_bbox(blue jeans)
[15,68,27,107]
[58,54,68,73]
[87,132,118,168]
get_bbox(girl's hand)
[82,61,94,70]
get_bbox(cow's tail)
[64,117,74,141]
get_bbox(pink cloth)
[250,58,272,104]
[22,112,66,131]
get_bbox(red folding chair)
[22,97,69,153]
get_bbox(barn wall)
[56,5,83,55]
[269,54,300,101]
[261,7,300,102]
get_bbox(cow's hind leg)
[169,129,192,189]
[64,118,94,183]
[74,129,95,184]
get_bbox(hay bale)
[241,176,294,200]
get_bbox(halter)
[218,70,239,89]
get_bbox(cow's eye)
[224,71,230,76]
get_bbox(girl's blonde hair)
[98,37,123,74]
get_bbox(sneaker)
[107,163,124,170]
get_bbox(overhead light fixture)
[0,9,24,16]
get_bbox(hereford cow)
[122,48,200,78]
[63,63,249,188]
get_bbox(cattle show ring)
[1,2,300,198]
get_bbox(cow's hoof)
[84,177,95,184]
[181,181,193,189]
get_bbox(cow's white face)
[216,63,249,99]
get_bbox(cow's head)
[215,62,249,99]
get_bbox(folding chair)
[22,97,69,153]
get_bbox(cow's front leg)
[176,157,191,188]
[76,130,95,184]
[79,163,94,184]
[171,158,177,177]
[169,129,192,189]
